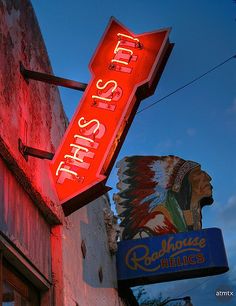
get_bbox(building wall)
[0,157,51,280]
[62,196,121,306]
[0,0,63,287]
[0,0,124,305]
[0,0,66,224]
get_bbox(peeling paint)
[0,0,68,223]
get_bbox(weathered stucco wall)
[62,195,123,306]
[0,157,51,280]
[0,0,67,224]
[0,0,67,286]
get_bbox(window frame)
[2,259,40,305]
[0,233,52,306]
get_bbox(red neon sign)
[50,18,173,216]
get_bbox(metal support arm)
[18,139,54,161]
[20,62,87,91]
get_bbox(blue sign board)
[117,228,228,286]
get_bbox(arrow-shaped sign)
[50,17,173,216]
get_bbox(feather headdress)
[114,155,199,239]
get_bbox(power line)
[176,278,211,298]
[137,54,236,114]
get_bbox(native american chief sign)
[114,155,213,240]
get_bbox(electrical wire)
[175,278,211,298]
[137,54,236,114]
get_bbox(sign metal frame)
[50,17,173,215]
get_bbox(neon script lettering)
[55,32,141,184]
[50,18,172,215]
[56,117,105,184]
[92,78,122,111]
[111,33,140,73]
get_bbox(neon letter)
[56,161,82,184]
[92,79,118,101]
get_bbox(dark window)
[0,256,39,306]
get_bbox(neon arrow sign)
[50,17,173,216]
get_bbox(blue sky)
[31,1,236,305]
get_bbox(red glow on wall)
[50,17,173,216]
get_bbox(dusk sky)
[31,1,236,305]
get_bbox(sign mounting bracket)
[20,62,88,92]
[18,138,54,161]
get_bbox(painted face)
[188,166,213,198]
